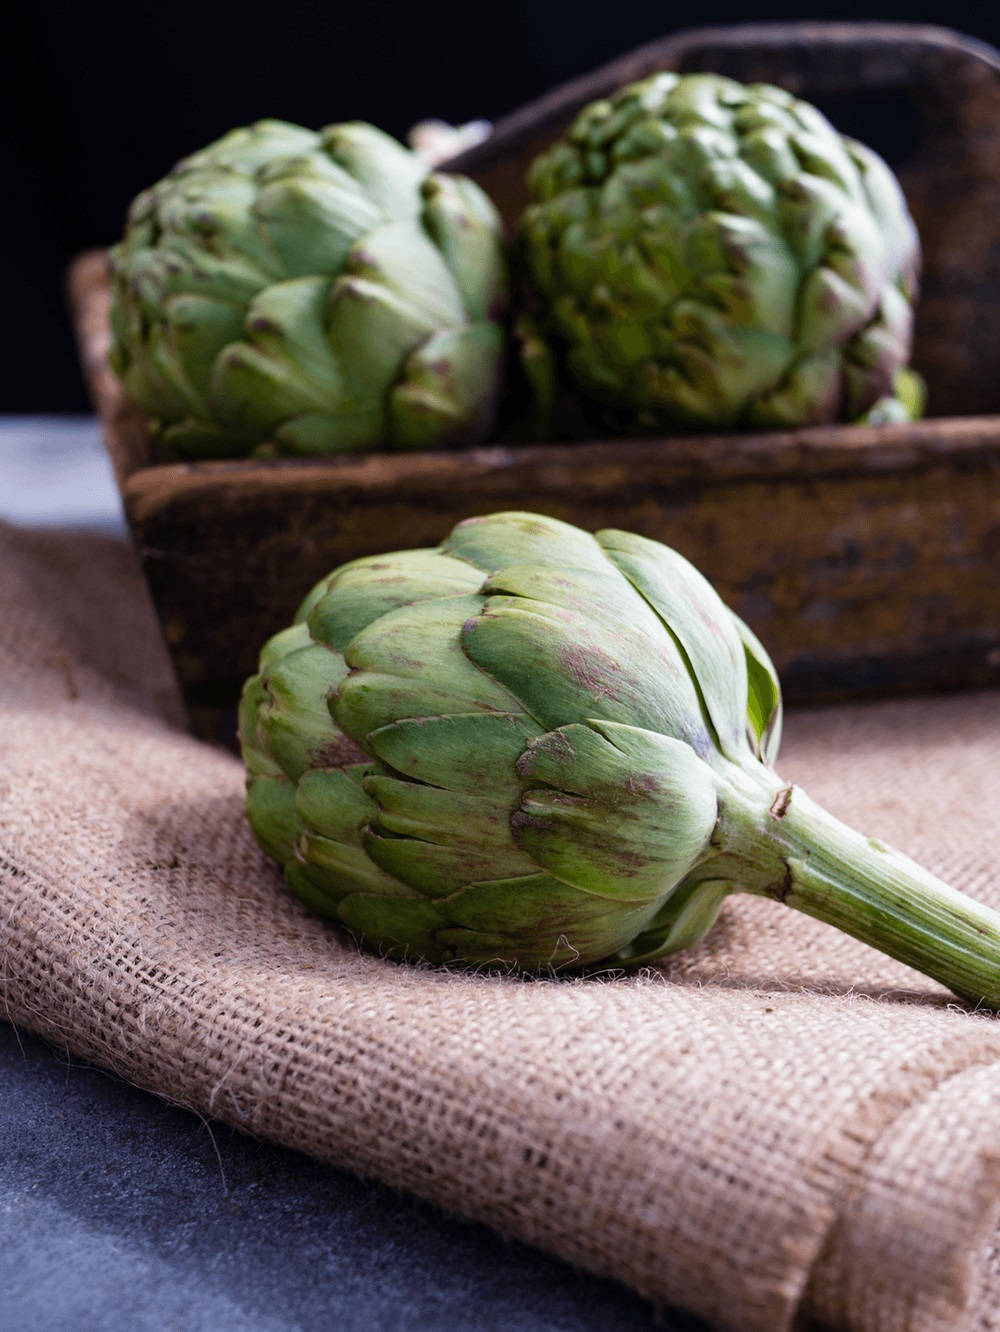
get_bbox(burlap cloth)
[2,520,999,1332]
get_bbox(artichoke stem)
[729,780,1000,1009]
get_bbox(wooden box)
[71,22,1000,746]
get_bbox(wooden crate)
[70,22,1000,746]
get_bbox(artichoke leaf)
[787,128,863,200]
[440,872,657,932]
[258,621,313,672]
[211,340,338,435]
[269,411,384,455]
[254,175,384,277]
[334,674,523,741]
[435,878,664,969]
[324,274,441,406]
[463,594,713,754]
[336,893,445,963]
[341,593,518,707]
[295,765,378,845]
[182,119,320,175]
[161,293,247,403]
[740,125,803,189]
[241,276,345,398]
[481,561,666,643]
[284,860,349,920]
[364,774,523,851]
[442,511,609,575]
[841,286,915,417]
[307,549,485,651]
[513,721,718,898]
[114,325,191,423]
[729,613,783,764]
[334,585,525,743]
[160,420,250,459]
[437,172,506,233]
[238,673,284,779]
[612,878,731,965]
[367,712,541,794]
[141,318,213,422]
[745,348,842,427]
[297,830,421,900]
[848,141,920,291]
[257,641,351,780]
[155,172,285,285]
[345,218,466,330]
[421,173,507,321]
[389,324,503,450]
[321,121,429,221]
[246,774,304,864]
[795,258,878,355]
[598,528,751,759]
[364,825,535,898]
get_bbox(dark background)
[7,1,1000,413]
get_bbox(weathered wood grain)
[66,251,151,488]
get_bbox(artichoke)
[109,120,507,458]
[240,512,1000,1008]
[517,73,921,433]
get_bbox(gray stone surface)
[0,416,125,535]
[0,1023,707,1331]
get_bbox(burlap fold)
[2,521,999,1332]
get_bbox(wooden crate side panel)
[66,252,155,481]
[129,456,1000,745]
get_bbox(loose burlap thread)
[2,521,999,1332]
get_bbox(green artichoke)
[109,120,507,458]
[240,512,1000,1008]
[517,73,921,433]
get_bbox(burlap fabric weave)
[2,520,999,1332]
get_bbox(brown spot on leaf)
[516,728,576,778]
[544,730,577,759]
[315,732,370,769]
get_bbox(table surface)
[0,418,704,1332]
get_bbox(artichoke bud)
[109,119,508,458]
[240,511,784,972]
[241,512,1000,1008]
[517,72,922,434]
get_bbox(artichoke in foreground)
[110,120,507,458]
[517,73,921,434]
[240,512,1000,1007]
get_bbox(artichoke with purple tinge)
[240,511,999,1008]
